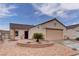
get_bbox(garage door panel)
[46,29,63,40]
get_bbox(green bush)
[33,33,44,42]
[75,37,79,41]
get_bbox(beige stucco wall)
[10,29,28,40]
[40,20,64,29]
[29,20,66,40]
[66,29,75,39]
[29,26,46,39]
[66,27,79,39]
[10,29,15,40]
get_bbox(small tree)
[33,33,44,42]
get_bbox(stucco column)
[10,29,15,40]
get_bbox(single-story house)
[66,24,79,39]
[10,18,67,41]
[0,30,10,40]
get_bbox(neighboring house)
[0,30,10,40]
[66,24,79,39]
[10,18,67,40]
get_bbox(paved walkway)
[0,39,78,56]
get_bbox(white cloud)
[0,4,17,18]
[32,3,60,16]
[60,3,79,10]
[32,3,79,19]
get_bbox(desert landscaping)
[0,39,78,56]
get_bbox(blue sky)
[0,3,79,30]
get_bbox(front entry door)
[24,31,28,39]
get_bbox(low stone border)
[17,43,54,48]
[8,39,17,41]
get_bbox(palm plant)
[33,33,44,42]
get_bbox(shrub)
[75,37,79,41]
[33,33,44,42]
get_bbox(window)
[15,31,18,36]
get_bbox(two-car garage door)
[46,29,63,40]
